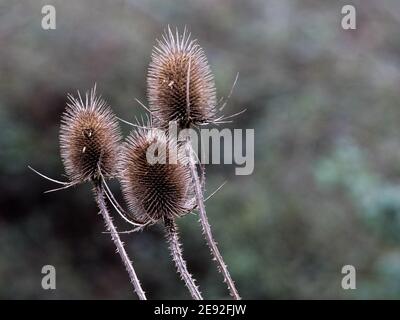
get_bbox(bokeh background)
[1,0,400,299]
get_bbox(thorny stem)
[185,137,241,300]
[93,181,147,300]
[164,217,203,300]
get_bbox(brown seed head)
[119,128,194,224]
[60,86,121,183]
[148,27,217,129]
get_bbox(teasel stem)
[185,137,241,300]
[93,180,147,300]
[164,217,203,300]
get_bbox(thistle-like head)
[119,128,194,224]
[148,27,217,129]
[60,86,121,184]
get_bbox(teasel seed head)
[148,27,217,129]
[119,128,195,224]
[60,86,121,184]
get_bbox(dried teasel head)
[60,86,121,184]
[119,128,195,224]
[148,27,217,129]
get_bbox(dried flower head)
[60,86,121,183]
[119,128,195,224]
[148,27,217,129]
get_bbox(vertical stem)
[93,182,147,300]
[164,217,203,300]
[185,138,241,300]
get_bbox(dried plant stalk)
[185,138,241,300]
[164,217,203,300]
[94,181,147,300]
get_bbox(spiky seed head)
[60,86,121,183]
[147,27,217,129]
[119,128,195,224]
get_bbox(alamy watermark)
[146,122,255,176]
[41,5,56,30]
[341,265,356,290]
[341,4,356,30]
[41,265,56,290]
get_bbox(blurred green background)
[1,0,400,299]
